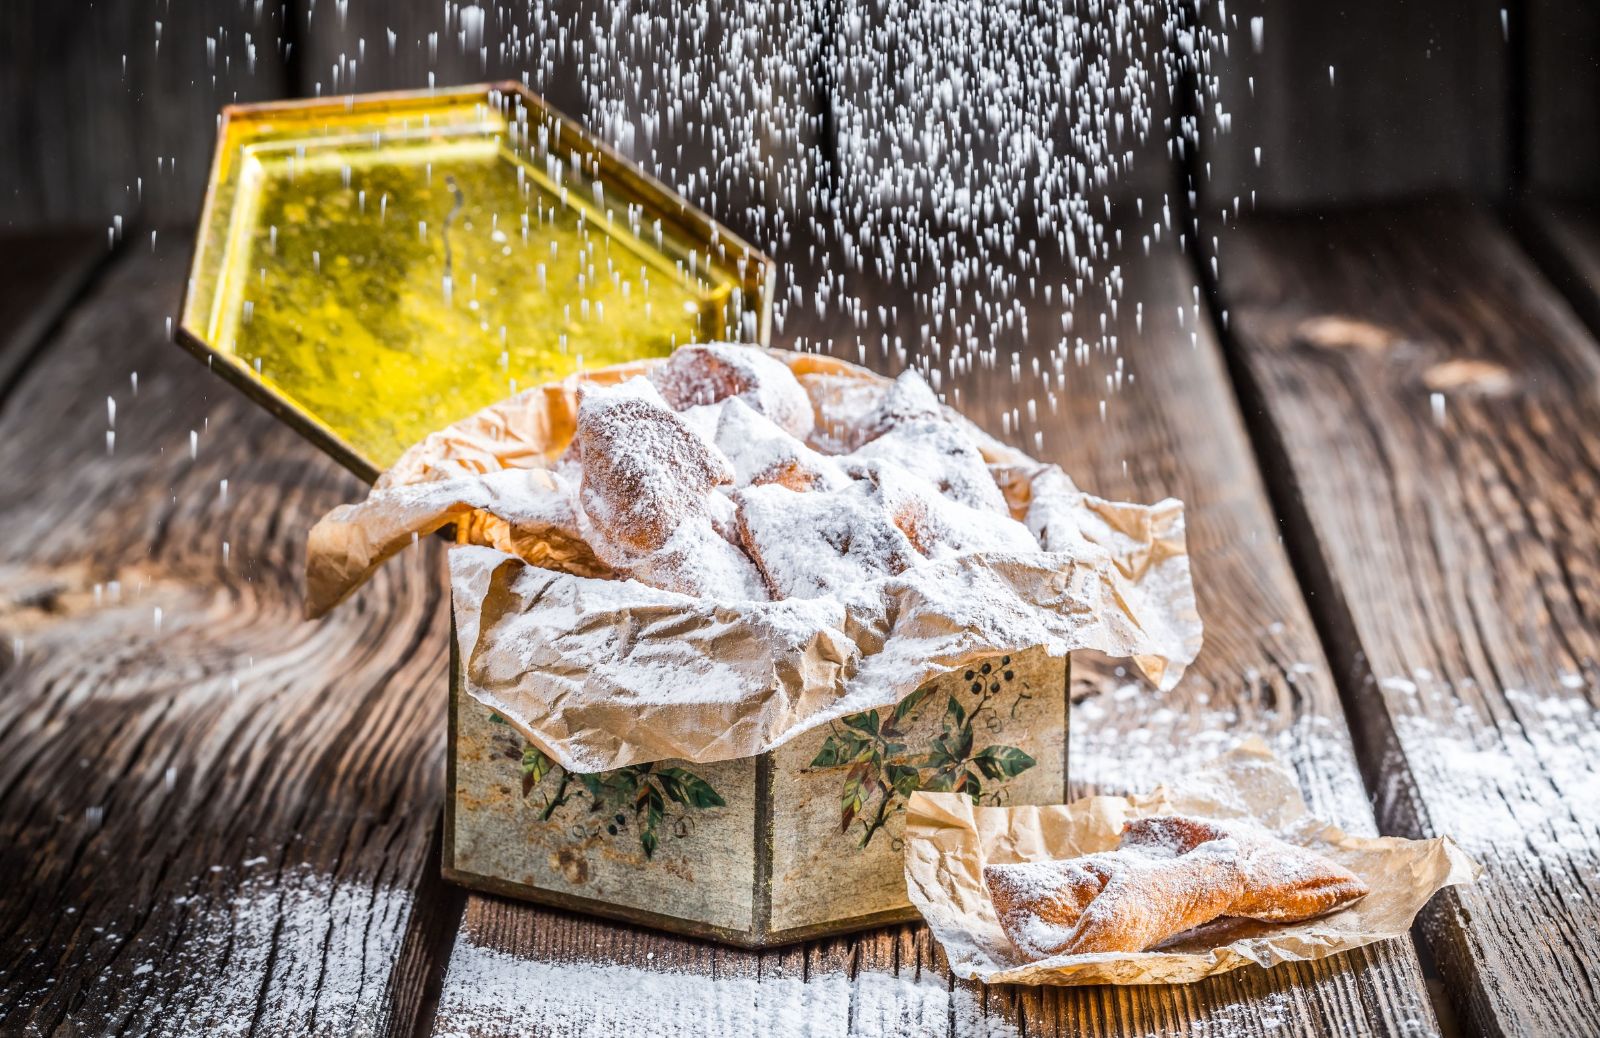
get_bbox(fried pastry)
[854,460,1038,558]
[490,355,1042,605]
[1220,826,1371,923]
[1118,816,1369,922]
[984,814,1368,959]
[1116,815,1229,857]
[1057,838,1247,956]
[983,855,1114,958]
[462,467,615,579]
[852,419,1010,514]
[855,368,946,444]
[572,378,734,554]
[734,480,919,600]
[716,397,849,493]
[649,342,815,439]
[621,516,770,601]
[673,400,728,449]
[797,371,888,454]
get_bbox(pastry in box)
[306,344,1202,945]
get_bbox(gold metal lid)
[179,83,773,482]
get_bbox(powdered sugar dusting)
[82,865,414,1038]
[574,378,733,555]
[716,396,849,492]
[432,939,1019,1038]
[736,480,919,599]
[650,342,815,439]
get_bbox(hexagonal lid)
[179,83,773,482]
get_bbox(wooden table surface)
[3,198,1598,1037]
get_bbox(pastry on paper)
[983,815,1368,958]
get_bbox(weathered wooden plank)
[0,230,104,397]
[0,3,291,227]
[1206,0,1509,207]
[1525,2,1600,197]
[1516,201,1600,345]
[0,237,459,1036]
[427,222,1438,1036]
[1217,201,1600,1037]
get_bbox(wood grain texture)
[427,222,1439,1037]
[1217,201,1600,1038]
[0,2,290,228]
[1525,1,1600,197]
[1205,0,1509,207]
[1516,201,1600,347]
[0,230,104,397]
[0,236,459,1036]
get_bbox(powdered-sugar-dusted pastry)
[674,399,728,448]
[983,856,1113,958]
[622,516,769,601]
[853,419,1010,515]
[716,397,849,493]
[456,467,614,579]
[734,480,919,599]
[837,369,1007,513]
[1056,837,1246,956]
[984,837,1244,958]
[856,368,946,444]
[797,371,886,455]
[1117,816,1369,923]
[649,342,815,439]
[854,460,1037,558]
[984,814,1368,959]
[572,378,734,554]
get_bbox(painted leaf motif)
[840,762,870,831]
[974,745,1036,780]
[948,722,975,762]
[634,783,666,858]
[843,711,881,737]
[652,769,685,804]
[811,735,845,768]
[658,767,725,809]
[521,746,554,785]
[956,770,983,803]
[943,695,967,733]
[889,686,934,729]
[886,763,921,798]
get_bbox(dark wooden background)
[2,0,1596,231]
[5,4,1600,1038]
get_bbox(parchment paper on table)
[903,739,1480,986]
[304,345,1203,773]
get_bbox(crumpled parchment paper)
[305,350,1204,773]
[903,739,1480,985]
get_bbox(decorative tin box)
[447,649,1067,946]
[180,85,1071,947]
